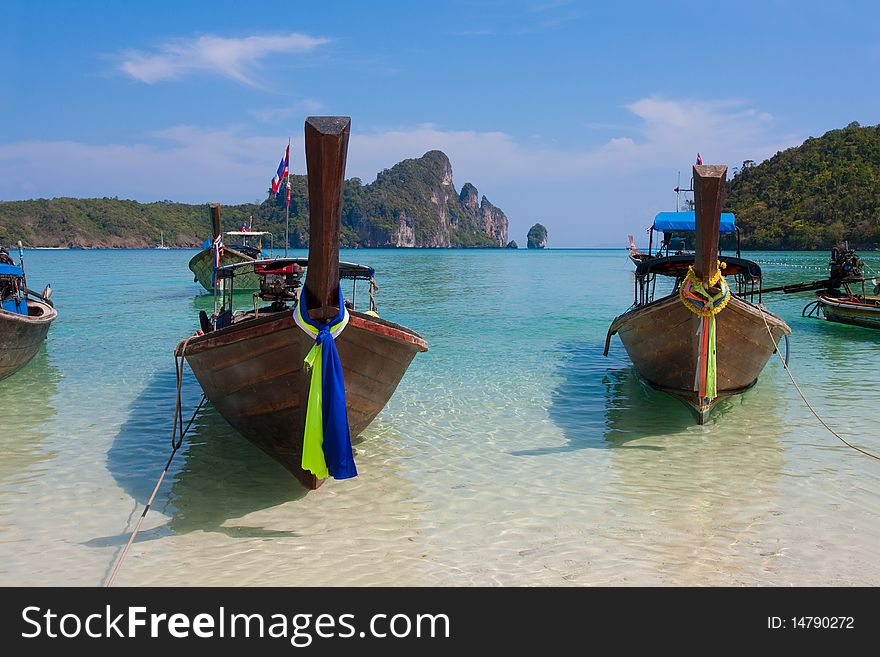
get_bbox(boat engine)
[257,262,303,304]
[829,242,863,287]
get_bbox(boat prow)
[189,245,262,292]
[179,308,426,486]
[189,205,271,292]
[178,116,427,488]
[0,298,57,381]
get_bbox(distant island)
[727,122,880,250]
[0,150,508,249]
[527,223,548,249]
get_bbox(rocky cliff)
[527,223,548,249]
[0,150,509,249]
[340,151,508,247]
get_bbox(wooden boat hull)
[179,309,428,488]
[188,247,262,292]
[608,294,790,423]
[0,300,57,381]
[817,295,880,330]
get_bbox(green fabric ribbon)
[301,342,329,479]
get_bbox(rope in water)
[760,311,880,461]
[105,338,206,587]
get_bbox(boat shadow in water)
[518,341,782,455]
[99,368,308,545]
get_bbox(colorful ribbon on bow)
[293,285,357,480]
[679,263,730,403]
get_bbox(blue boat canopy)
[653,211,737,235]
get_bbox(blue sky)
[1,0,878,246]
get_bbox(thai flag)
[271,145,290,196]
[696,152,702,165]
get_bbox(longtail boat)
[0,243,57,381]
[188,205,272,292]
[176,117,428,489]
[799,244,880,330]
[627,235,652,266]
[605,165,791,424]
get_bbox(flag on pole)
[271,145,290,196]
[696,152,702,165]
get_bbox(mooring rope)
[105,338,206,587]
[369,276,379,313]
[760,311,880,461]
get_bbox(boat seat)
[199,310,213,333]
[215,309,233,330]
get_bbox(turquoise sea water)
[1,248,879,585]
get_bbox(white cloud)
[345,97,795,188]
[0,127,283,204]
[0,97,802,245]
[118,33,330,85]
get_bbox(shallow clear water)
[1,248,878,586]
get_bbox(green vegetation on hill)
[726,122,880,250]
[0,151,507,249]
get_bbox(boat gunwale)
[177,308,428,357]
[816,294,880,310]
[609,291,791,335]
[187,245,256,271]
[0,299,57,326]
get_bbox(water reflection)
[544,340,787,583]
[603,374,786,583]
[541,341,787,449]
[516,342,694,456]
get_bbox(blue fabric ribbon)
[296,285,357,479]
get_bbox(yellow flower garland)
[678,261,731,317]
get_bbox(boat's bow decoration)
[178,115,428,489]
[678,261,731,403]
[605,163,791,424]
[682,165,731,404]
[293,284,356,480]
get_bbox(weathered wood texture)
[304,116,351,320]
[210,203,221,240]
[692,164,727,284]
[610,293,790,421]
[181,309,428,488]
